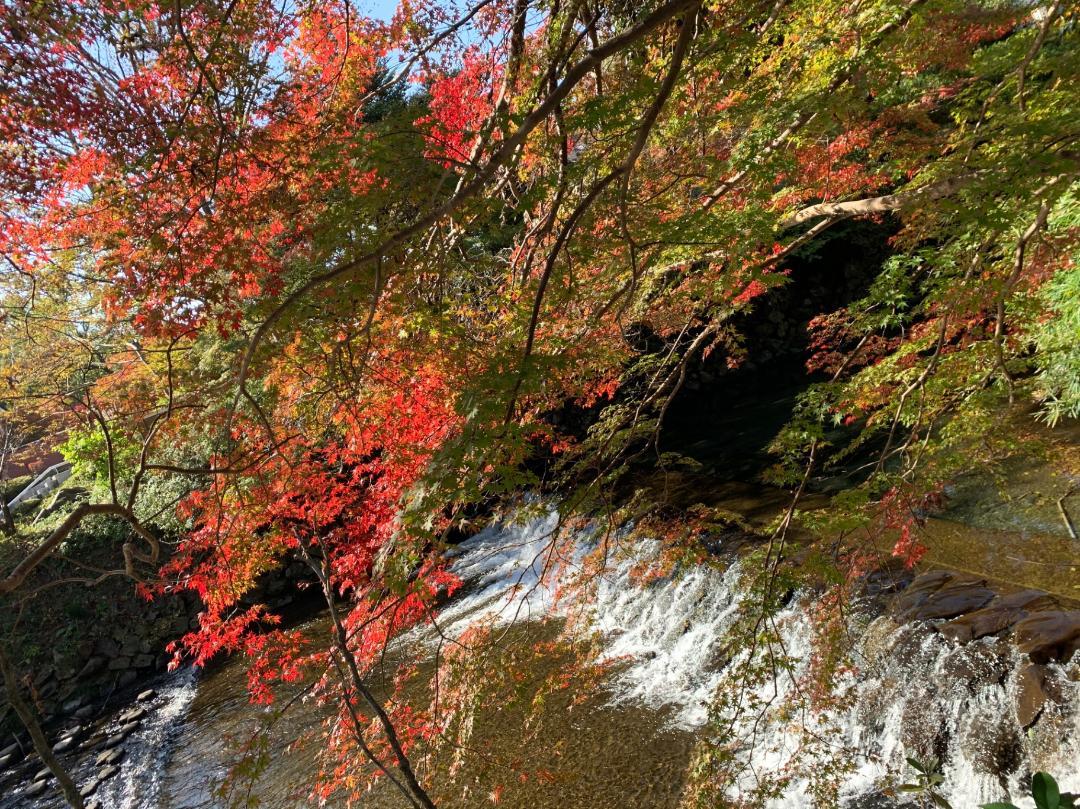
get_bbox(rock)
[52,736,77,753]
[74,704,95,720]
[23,779,48,797]
[79,778,99,798]
[117,670,138,687]
[100,731,128,750]
[120,720,140,734]
[98,763,120,781]
[93,638,120,658]
[170,615,190,635]
[858,616,902,669]
[890,570,956,618]
[61,696,84,714]
[76,656,107,679]
[107,656,132,671]
[906,579,995,621]
[887,622,943,675]
[132,654,154,669]
[1013,611,1080,663]
[935,639,1009,690]
[1015,663,1069,728]
[957,709,1021,775]
[96,747,124,766]
[861,560,915,598]
[87,801,101,809]
[938,590,1056,643]
[119,706,146,723]
[899,685,947,760]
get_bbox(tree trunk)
[1,496,16,536]
[0,644,85,809]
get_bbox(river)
[2,504,1079,808]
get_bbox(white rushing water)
[92,668,200,809]
[443,507,1080,808]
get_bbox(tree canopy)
[1,0,1078,804]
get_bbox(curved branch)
[781,174,977,228]
[0,503,157,596]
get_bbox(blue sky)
[358,0,401,21]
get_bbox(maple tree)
[1,0,1078,805]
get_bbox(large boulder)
[938,590,1057,643]
[1013,663,1069,728]
[893,572,995,622]
[1013,611,1080,664]
[890,570,956,618]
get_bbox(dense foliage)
[1,0,1077,805]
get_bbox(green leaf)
[906,757,928,773]
[979,803,1020,809]
[1033,772,1061,809]
[930,792,953,808]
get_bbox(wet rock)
[79,778,100,798]
[906,578,995,621]
[938,590,1057,643]
[1026,708,1076,774]
[119,706,146,723]
[100,730,128,750]
[98,763,120,781]
[854,677,897,735]
[858,616,901,669]
[1013,611,1080,663]
[96,747,124,766]
[137,688,156,702]
[890,571,956,618]
[87,801,102,809]
[861,560,916,598]
[52,736,77,753]
[1015,663,1069,728]
[899,685,947,760]
[74,704,96,720]
[935,639,1010,690]
[132,653,155,669]
[887,623,943,675]
[23,778,48,797]
[958,711,1021,775]
[120,720,140,734]
[0,743,24,768]
[61,696,84,714]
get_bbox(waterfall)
[445,507,1080,807]
[92,668,199,809]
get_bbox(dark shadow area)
[658,220,896,481]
